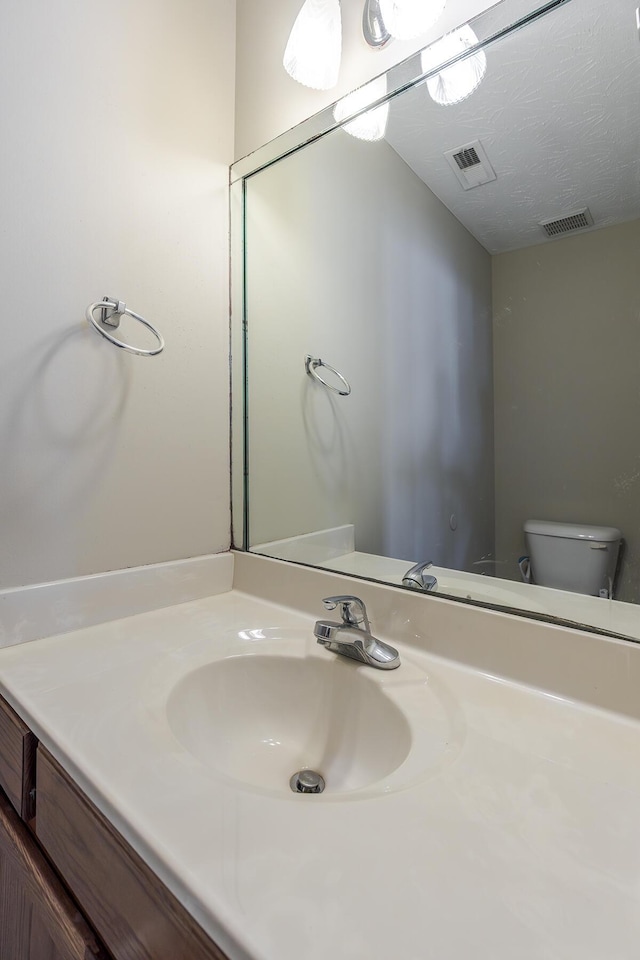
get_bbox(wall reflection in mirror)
[243,0,640,641]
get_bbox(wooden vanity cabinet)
[35,747,230,960]
[0,695,37,822]
[0,789,109,960]
[0,693,106,959]
[0,693,230,960]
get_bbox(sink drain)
[290,769,326,794]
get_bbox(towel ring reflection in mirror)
[305,355,352,396]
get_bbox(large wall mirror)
[232,0,640,642]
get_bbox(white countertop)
[1,585,640,960]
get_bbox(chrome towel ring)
[305,355,351,396]
[85,297,165,357]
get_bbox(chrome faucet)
[313,595,401,670]
[402,561,438,592]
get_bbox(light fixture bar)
[362,0,392,47]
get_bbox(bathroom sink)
[166,653,412,795]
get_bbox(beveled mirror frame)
[228,0,640,646]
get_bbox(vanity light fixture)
[378,0,446,40]
[283,0,342,90]
[421,24,487,105]
[362,0,392,47]
[333,75,389,141]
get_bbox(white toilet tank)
[524,520,622,597]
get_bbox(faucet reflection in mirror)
[403,562,439,592]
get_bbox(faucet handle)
[405,561,433,576]
[322,595,370,630]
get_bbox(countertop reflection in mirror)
[231,0,640,644]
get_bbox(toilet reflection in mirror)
[521,522,622,600]
[237,0,640,641]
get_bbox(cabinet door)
[36,748,230,960]
[0,789,110,960]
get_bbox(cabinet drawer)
[35,747,230,960]
[0,695,36,821]
[0,787,110,960]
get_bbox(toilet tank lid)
[524,519,622,542]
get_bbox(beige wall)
[246,131,494,570]
[234,0,502,159]
[0,0,235,589]
[493,219,640,601]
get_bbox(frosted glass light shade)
[378,0,446,40]
[421,25,487,105]
[283,0,342,91]
[333,76,389,141]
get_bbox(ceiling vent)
[540,208,594,238]
[445,140,497,191]
[453,146,481,170]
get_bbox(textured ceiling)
[385,0,640,253]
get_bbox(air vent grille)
[453,147,481,170]
[540,208,594,238]
[444,140,496,191]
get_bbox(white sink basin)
[167,653,411,795]
[154,629,463,800]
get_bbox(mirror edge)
[228,0,640,650]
